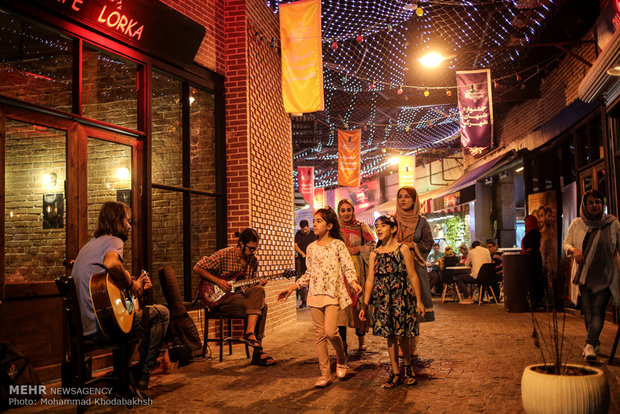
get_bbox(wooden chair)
[440,256,462,303]
[200,306,250,362]
[55,276,138,402]
[473,263,500,305]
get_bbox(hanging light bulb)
[516,73,522,81]
[424,88,430,97]
[382,148,387,153]
[331,41,338,50]
[344,122,348,129]
[387,22,393,32]
[369,82,375,91]
[446,89,452,96]
[416,1,424,16]
[405,125,410,131]
[356,33,364,43]
[429,121,434,127]
[397,86,403,95]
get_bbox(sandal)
[251,351,276,366]
[243,333,263,350]
[403,365,417,385]
[382,372,401,388]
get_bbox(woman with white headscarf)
[563,189,620,361]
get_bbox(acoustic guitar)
[89,271,146,339]
[199,269,296,308]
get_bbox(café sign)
[31,0,205,65]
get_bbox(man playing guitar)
[71,201,170,397]
[193,228,276,366]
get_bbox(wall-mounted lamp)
[43,172,57,189]
[116,167,130,181]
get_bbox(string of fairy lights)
[276,0,560,188]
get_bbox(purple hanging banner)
[456,69,493,149]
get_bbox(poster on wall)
[43,193,64,229]
[561,182,578,304]
[528,190,557,275]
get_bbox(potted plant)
[520,273,610,414]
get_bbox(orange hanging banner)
[398,155,416,188]
[279,0,324,113]
[313,187,325,212]
[338,129,361,187]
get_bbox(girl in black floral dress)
[360,215,425,388]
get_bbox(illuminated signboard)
[30,0,205,66]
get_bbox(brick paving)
[11,299,620,414]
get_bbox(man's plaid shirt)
[195,246,258,281]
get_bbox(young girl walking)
[359,214,425,388]
[278,207,362,388]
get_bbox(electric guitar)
[199,269,296,308]
[89,271,147,339]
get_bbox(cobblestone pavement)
[11,299,620,413]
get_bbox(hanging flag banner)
[456,69,493,149]
[398,155,416,188]
[279,0,324,113]
[313,187,325,212]
[337,129,361,187]
[297,166,314,204]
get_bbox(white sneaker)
[583,344,597,360]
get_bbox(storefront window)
[5,120,66,282]
[87,138,133,274]
[189,87,216,193]
[82,44,138,130]
[190,193,218,295]
[0,11,73,111]
[151,188,184,302]
[152,71,183,187]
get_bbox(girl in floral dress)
[278,207,362,388]
[360,215,425,388]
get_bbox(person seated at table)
[455,241,492,304]
[486,239,503,282]
[439,246,458,271]
[427,243,444,296]
[458,244,468,264]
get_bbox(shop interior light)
[388,156,400,165]
[42,172,57,188]
[116,167,130,180]
[515,166,524,172]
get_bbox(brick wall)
[162,0,298,334]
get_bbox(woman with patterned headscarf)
[337,199,376,352]
[394,186,435,358]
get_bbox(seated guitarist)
[193,228,276,366]
[71,201,170,397]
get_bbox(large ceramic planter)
[521,364,609,414]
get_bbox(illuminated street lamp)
[417,52,452,67]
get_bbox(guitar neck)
[230,275,277,289]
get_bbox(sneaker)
[583,344,597,360]
[459,299,474,304]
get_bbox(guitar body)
[198,270,296,308]
[89,272,139,339]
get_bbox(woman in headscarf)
[563,189,620,361]
[337,199,376,352]
[394,186,435,358]
[522,214,544,306]
[458,244,468,264]
[439,246,456,271]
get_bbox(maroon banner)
[456,69,493,149]
[297,166,314,204]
